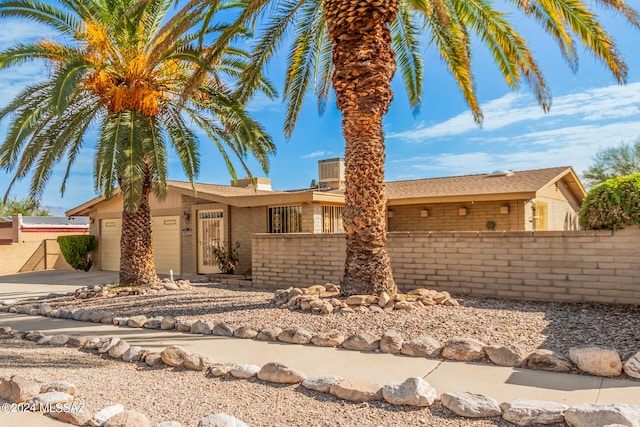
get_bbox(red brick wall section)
[251,227,640,305]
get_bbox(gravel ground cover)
[0,336,546,427]
[25,283,640,356]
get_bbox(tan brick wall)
[230,206,267,276]
[252,227,640,305]
[0,241,43,274]
[387,201,525,232]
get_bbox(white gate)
[197,210,224,274]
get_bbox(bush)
[57,235,98,272]
[579,173,640,230]
[212,241,240,274]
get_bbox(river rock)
[484,344,528,367]
[311,330,345,347]
[108,340,131,359]
[190,320,213,335]
[400,336,441,358]
[230,364,260,379]
[160,316,176,330]
[342,333,380,351]
[564,403,640,427]
[256,327,282,341]
[380,331,403,354]
[211,322,234,337]
[127,315,148,328]
[277,328,312,345]
[121,346,143,362]
[161,345,191,367]
[234,326,259,339]
[184,353,216,371]
[526,349,572,372]
[301,375,343,393]
[98,338,121,354]
[623,351,640,379]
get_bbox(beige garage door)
[152,215,180,275]
[100,218,121,271]
[100,216,180,275]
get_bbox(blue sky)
[1,4,640,214]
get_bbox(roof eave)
[387,192,537,206]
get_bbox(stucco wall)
[252,227,640,305]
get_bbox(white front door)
[197,210,224,274]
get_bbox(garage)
[99,216,180,275]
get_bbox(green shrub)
[57,235,98,272]
[578,173,640,230]
[212,241,240,274]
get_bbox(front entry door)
[197,210,224,274]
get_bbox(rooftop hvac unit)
[318,158,345,184]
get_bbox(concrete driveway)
[0,270,118,302]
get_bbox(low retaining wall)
[251,228,640,305]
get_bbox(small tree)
[57,235,98,272]
[0,197,50,216]
[583,138,640,188]
[579,173,640,230]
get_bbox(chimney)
[318,158,345,189]
[231,177,272,191]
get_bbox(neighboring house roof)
[385,166,585,205]
[66,166,586,216]
[19,216,89,230]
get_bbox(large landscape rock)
[211,322,234,337]
[256,327,282,341]
[209,363,235,377]
[484,344,528,367]
[301,376,343,393]
[342,333,380,351]
[526,349,572,372]
[49,408,94,426]
[569,346,622,377]
[121,346,143,362]
[48,335,71,347]
[98,337,121,354]
[127,315,148,328]
[145,353,164,367]
[624,351,640,379]
[400,336,442,358]
[27,391,74,410]
[442,338,486,361]
[329,378,382,402]
[277,328,312,345]
[184,353,216,371]
[500,399,568,426]
[104,409,152,427]
[41,381,77,395]
[67,336,90,348]
[198,413,249,427]
[382,377,437,407]
[564,403,640,427]
[230,364,260,379]
[191,320,213,335]
[234,326,259,339]
[440,391,502,418]
[9,375,41,403]
[108,340,131,359]
[380,331,403,354]
[345,295,378,306]
[311,331,345,347]
[161,345,191,367]
[160,316,177,330]
[91,404,125,426]
[257,362,306,384]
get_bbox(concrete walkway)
[1,312,639,407]
[1,270,639,427]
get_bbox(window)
[322,205,344,233]
[268,206,302,233]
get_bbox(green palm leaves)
[235,0,638,130]
[0,0,275,211]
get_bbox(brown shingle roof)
[385,167,572,200]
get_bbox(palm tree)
[0,0,276,286]
[228,0,638,297]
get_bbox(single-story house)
[66,160,586,277]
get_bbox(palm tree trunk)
[118,168,158,287]
[324,0,399,297]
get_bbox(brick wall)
[0,241,43,275]
[252,227,640,305]
[388,201,525,232]
[230,206,266,276]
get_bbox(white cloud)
[0,20,55,45]
[302,150,333,159]
[389,83,640,142]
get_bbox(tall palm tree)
[228,0,639,297]
[0,0,276,286]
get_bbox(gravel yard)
[0,336,559,427]
[22,283,640,357]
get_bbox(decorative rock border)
[272,284,460,314]
[2,327,640,427]
[2,296,639,382]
